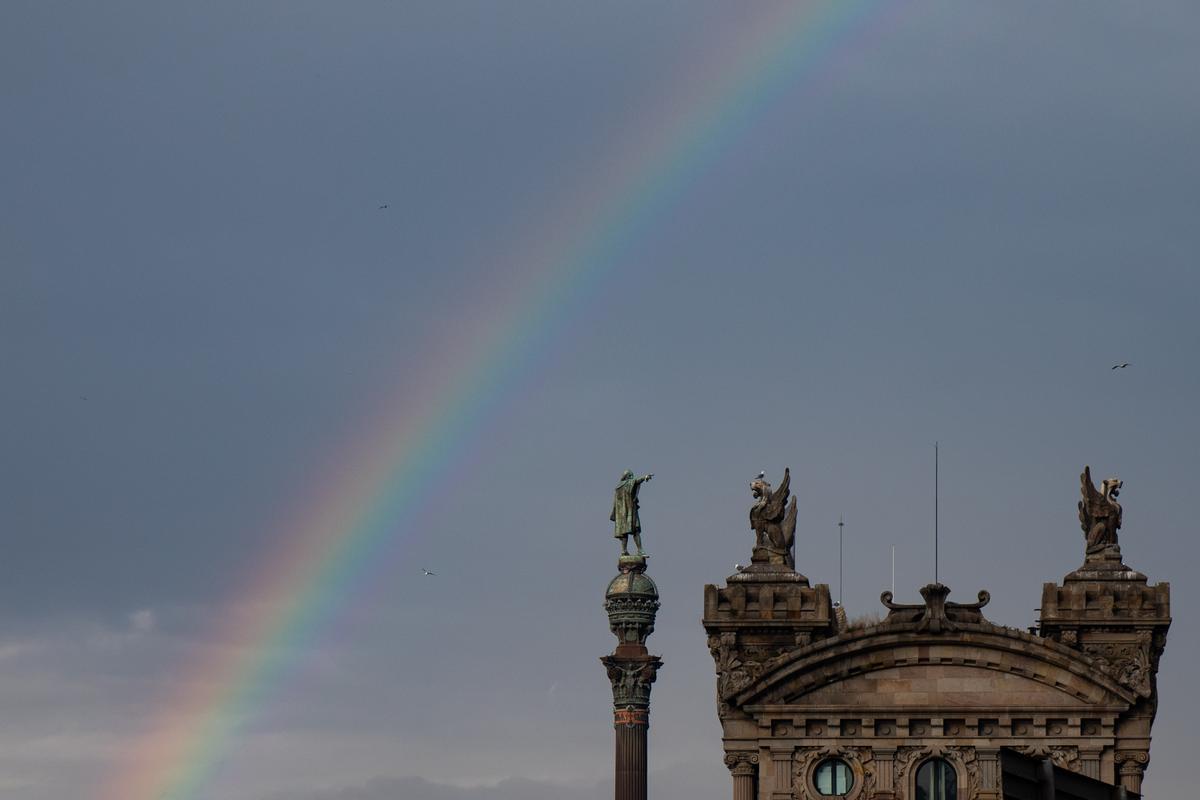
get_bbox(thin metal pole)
[837,516,844,606]
[935,442,939,586]
[891,545,895,596]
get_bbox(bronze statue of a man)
[611,469,653,556]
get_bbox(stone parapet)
[703,568,835,721]
[1040,579,1170,629]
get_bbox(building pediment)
[736,623,1138,710]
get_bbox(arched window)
[814,758,854,796]
[915,758,956,800]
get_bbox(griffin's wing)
[1080,466,1102,508]
[764,468,792,516]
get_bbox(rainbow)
[102,2,886,797]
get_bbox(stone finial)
[880,583,991,633]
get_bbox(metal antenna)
[935,442,939,586]
[891,544,895,597]
[837,515,845,606]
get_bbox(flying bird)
[1111,363,1130,370]
[421,568,436,576]
[378,204,389,210]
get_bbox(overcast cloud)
[3,2,1199,798]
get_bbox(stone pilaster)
[872,748,896,800]
[975,748,1001,799]
[768,746,792,798]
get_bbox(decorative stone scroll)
[880,583,991,633]
[1013,745,1082,775]
[1083,641,1152,698]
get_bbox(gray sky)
[3,2,1198,798]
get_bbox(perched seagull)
[1111,362,1130,370]
[755,471,765,480]
[734,563,745,572]
[421,568,436,576]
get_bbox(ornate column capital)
[725,750,760,777]
[600,654,662,710]
[1115,751,1149,794]
[1116,750,1149,773]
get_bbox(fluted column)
[725,751,758,800]
[1116,751,1148,795]
[614,710,648,800]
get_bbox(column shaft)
[732,772,755,800]
[615,722,648,800]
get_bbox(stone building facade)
[702,470,1169,800]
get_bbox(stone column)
[602,556,662,800]
[612,706,649,800]
[725,751,759,800]
[1115,751,1148,795]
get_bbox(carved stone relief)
[1083,641,1152,697]
[708,632,758,699]
[893,745,979,799]
[1013,745,1082,774]
[792,746,874,800]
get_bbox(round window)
[814,758,854,796]
[915,758,957,800]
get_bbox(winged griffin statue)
[749,468,798,568]
[1078,465,1122,556]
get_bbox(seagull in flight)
[378,204,389,210]
[421,568,436,576]
[1111,362,1130,370]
